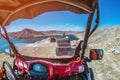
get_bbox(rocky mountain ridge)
[0,28,44,39]
[0,29,78,39]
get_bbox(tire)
[5,71,16,80]
[2,61,17,80]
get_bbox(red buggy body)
[15,56,84,80]
[0,0,104,80]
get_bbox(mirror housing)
[89,49,104,60]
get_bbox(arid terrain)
[0,26,120,80]
[76,26,120,80]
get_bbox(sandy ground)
[88,52,120,80]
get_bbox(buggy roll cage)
[0,0,100,62]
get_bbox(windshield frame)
[0,0,100,61]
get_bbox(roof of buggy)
[0,0,96,27]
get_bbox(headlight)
[29,63,48,80]
[33,63,47,72]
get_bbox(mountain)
[8,28,44,39]
[0,29,79,39]
[89,26,120,44]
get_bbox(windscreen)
[1,11,88,58]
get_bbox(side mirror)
[89,49,104,60]
[5,49,11,55]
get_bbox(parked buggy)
[0,0,103,80]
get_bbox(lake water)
[0,35,78,53]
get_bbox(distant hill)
[41,30,79,35]
[75,26,120,43]
[0,29,79,39]
[89,26,120,44]
[8,28,44,39]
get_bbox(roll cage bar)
[0,0,100,62]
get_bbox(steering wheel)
[2,61,17,80]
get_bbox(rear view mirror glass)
[89,49,104,60]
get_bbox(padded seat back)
[56,38,74,56]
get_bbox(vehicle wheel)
[89,68,94,80]
[2,61,17,80]
[5,71,16,80]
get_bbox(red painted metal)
[15,56,85,80]
[0,68,4,78]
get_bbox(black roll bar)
[1,27,19,55]
[80,0,100,59]
[0,0,100,60]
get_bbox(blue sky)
[99,0,120,28]
[6,0,120,32]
